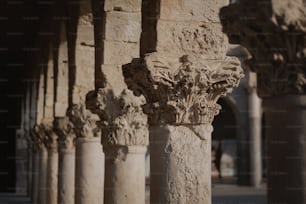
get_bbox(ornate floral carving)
[220,1,306,97]
[40,119,58,152]
[86,89,149,147]
[123,53,243,125]
[67,104,101,138]
[54,117,76,151]
[32,123,47,151]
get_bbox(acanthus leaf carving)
[86,88,149,147]
[54,117,76,151]
[123,53,243,125]
[67,104,101,139]
[40,119,59,152]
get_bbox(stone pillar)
[125,54,243,204]
[68,105,104,204]
[54,117,76,204]
[247,72,262,187]
[41,120,59,204]
[34,124,48,204]
[88,0,143,203]
[220,1,306,203]
[30,128,40,204]
[122,1,243,203]
[86,89,148,204]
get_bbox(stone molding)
[54,117,76,151]
[123,53,243,125]
[67,104,101,139]
[86,89,149,147]
[220,1,306,97]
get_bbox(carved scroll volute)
[54,117,76,151]
[67,104,101,139]
[123,53,244,125]
[86,89,149,147]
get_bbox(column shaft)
[264,96,306,203]
[249,90,262,187]
[150,125,212,204]
[58,150,75,204]
[75,137,104,204]
[104,146,147,204]
[38,148,48,204]
[31,149,40,203]
[46,149,58,204]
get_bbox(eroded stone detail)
[220,1,306,97]
[67,104,100,138]
[54,117,76,151]
[41,120,58,152]
[86,89,149,147]
[124,53,243,125]
[32,124,47,151]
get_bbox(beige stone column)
[125,55,243,204]
[33,124,48,204]
[54,117,76,204]
[68,105,104,204]
[87,89,148,204]
[41,120,59,204]
[88,0,144,203]
[220,1,306,203]
[30,127,40,204]
[247,72,262,187]
[122,1,243,203]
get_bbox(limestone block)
[103,41,139,65]
[104,12,141,43]
[156,20,228,59]
[101,65,127,96]
[159,0,229,22]
[104,0,141,12]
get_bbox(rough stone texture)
[150,124,212,204]
[103,41,139,65]
[159,0,229,22]
[124,53,243,125]
[54,117,76,204]
[220,0,306,97]
[156,21,228,59]
[41,120,59,204]
[104,146,147,204]
[30,127,40,203]
[35,125,48,204]
[104,12,141,43]
[104,0,141,12]
[75,137,104,204]
[121,1,244,203]
[73,24,95,104]
[86,88,149,147]
[68,105,104,204]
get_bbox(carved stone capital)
[41,119,59,152]
[54,117,76,151]
[67,104,101,139]
[86,89,149,147]
[220,1,306,97]
[32,123,47,152]
[123,53,243,125]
